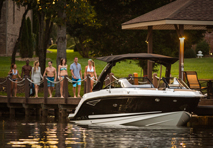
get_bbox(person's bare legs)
[90,80,94,92]
[48,87,52,97]
[78,85,81,97]
[35,84,38,98]
[60,80,64,98]
[14,82,17,97]
[51,87,54,97]
[73,87,76,98]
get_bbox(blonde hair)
[89,59,95,67]
[33,60,39,72]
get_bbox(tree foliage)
[195,40,210,56]
[68,0,205,59]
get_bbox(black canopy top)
[96,53,178,66]
[93,53,178,91]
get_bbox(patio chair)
[184,71,207,92]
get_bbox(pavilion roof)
[122,0,213,30]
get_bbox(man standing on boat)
[70,57,82,98]
[21,59,32,78]
[43,61,57,98]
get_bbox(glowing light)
[179,37,185,41]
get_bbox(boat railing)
[103,76,155,89]
[161,77,190,89]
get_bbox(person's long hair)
[10,63,15,70]
[33,60,39,72]
[89,59,95,67]
[60,58,66,65]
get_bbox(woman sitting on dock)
[58,58,68,98]
[8,64,22,97]
[31,61,43,98]
[84,59,98,92]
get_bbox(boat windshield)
[104,77,155,89]
[158,77,190,89]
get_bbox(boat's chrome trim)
[88,111,162,119]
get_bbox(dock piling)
[24,75,29,103]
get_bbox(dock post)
[25,108,30,117]
[133,73,138,85]
[84,80,86,94]
[6,76,11,102]
[105,74,110,86]
[42,109,48,117]
[44,76,48,103]
[86,74,91,93]
[61,109,67,118]
[128,74,133,84]
[63,75,68,103]
[110,73,114,87]
[54,109,59,119]
[36,107,41,117]
[10,108,15,118]
[24,75,29,103]
[153,73,158,88]
[110,73,114,82]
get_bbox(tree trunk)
[37,12,53,75]
[11,6,30,64]
[0,0,5,20]
[38,12,45,74]
[55,0,67,97]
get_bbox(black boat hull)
[74,96,200,119]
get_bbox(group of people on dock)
[8,57,97,98]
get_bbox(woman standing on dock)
[31,61,43,98]
[8,64,22,97]
[84,59,98,92]
[58,58,68,98]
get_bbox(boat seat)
[119,79,153,88]
[184,71,207,92]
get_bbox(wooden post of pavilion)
[175,24,185,79]
[147,26,153,81]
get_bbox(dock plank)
[198,99,213,106]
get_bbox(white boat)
[68,53,205,126]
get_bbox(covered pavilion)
[122,0,213,80]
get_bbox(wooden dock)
[0,95,81,118]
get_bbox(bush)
[48,44,57,49]
[195,40,210,56]
[184,49,196,58]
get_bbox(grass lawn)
[0,52,213,97]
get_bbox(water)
[0,117,213,148]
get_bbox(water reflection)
[0,118,213,148]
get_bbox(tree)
[69,0,205,74]
[0,0,5,20]
[19,17,33,58]
[55,0,96,96]
[27,17,33,57]
[11,3,31,64]
[19,18,29,58]
[195,40,210,56]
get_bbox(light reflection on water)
[0,118,213,148]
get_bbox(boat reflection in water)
[68,53,205,126]
[1,118,213,148]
